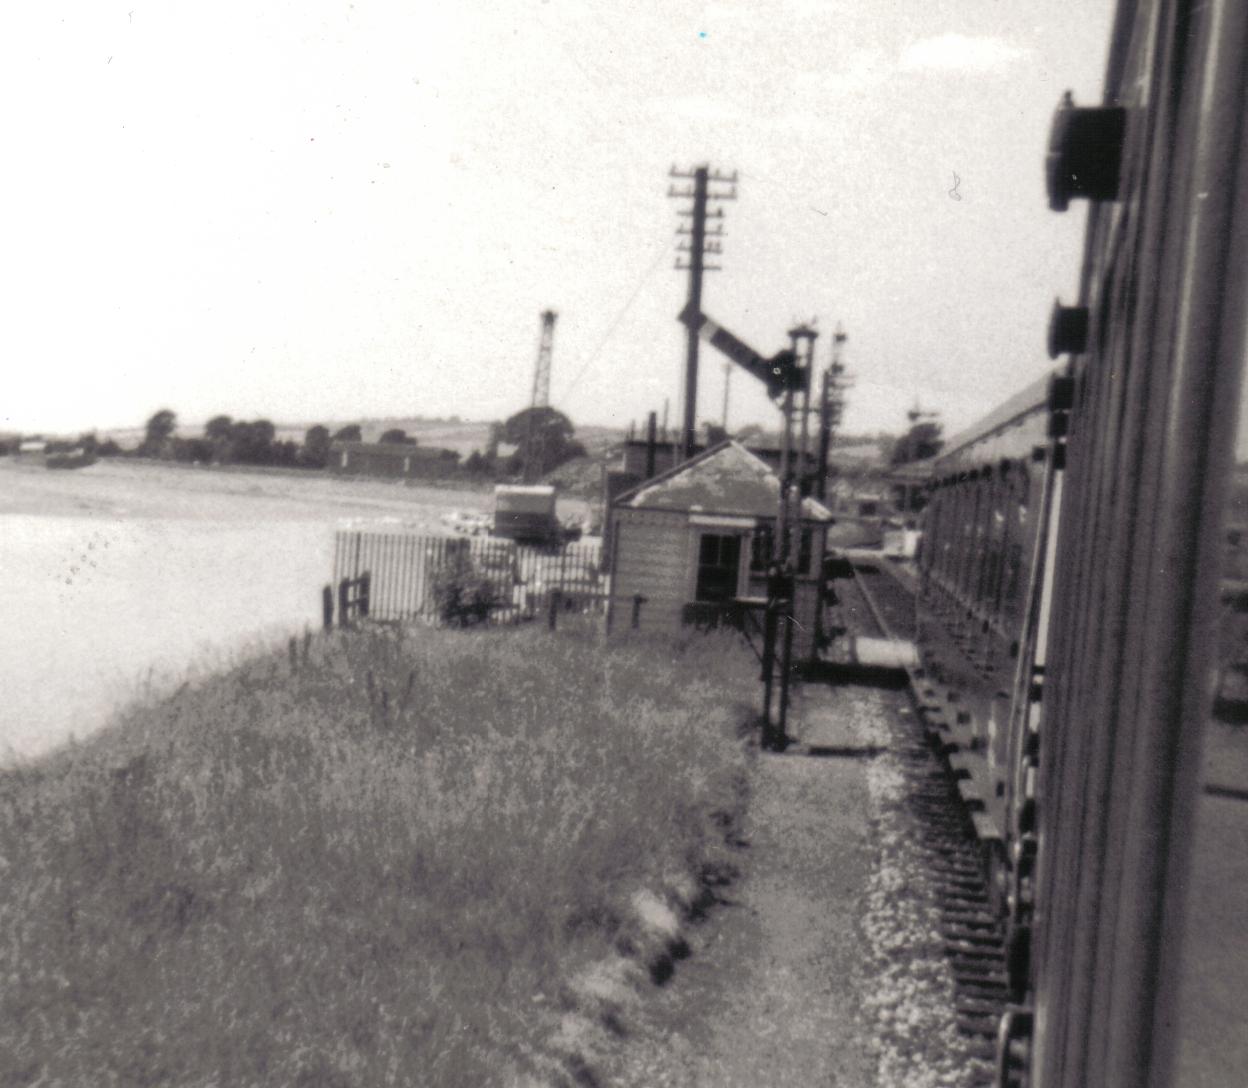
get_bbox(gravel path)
[594,689,877,1087]
[584,683,982,1088]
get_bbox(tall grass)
[0,626,755,1087]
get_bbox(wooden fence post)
[322,585,334,630]
[338,578,351,628]
[631,593,647,630]
[359,571,371,619]
[548,588,561,630]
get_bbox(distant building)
[825,477,890,519]
[885,458,935,519]
[607,441,833,658]
[17,439,48,457]
[328,441,460,480]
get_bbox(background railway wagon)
[913,369,1059,854]
[327,440,460,480]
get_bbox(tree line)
[5,402,929,485]
[468,406,586,478]
[128,410,384,469]
[65,405,588,479]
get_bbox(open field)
[0,455,494,526]
[0,626,756,1087]
[0,458,590,758]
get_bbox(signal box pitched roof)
[614,440,832,522]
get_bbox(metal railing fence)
[332,530,605,627]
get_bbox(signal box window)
[696,534,742,603]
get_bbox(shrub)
[430,552,505,625]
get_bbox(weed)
[0,625,754,1086]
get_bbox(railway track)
[843,558,1010,1079]
[846,555,918,642]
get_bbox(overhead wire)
[558,236,673,402]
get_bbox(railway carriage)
[905,1,1248,1084]
[914,371,1061,875]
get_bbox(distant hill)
[348,420,491,457]
[96,417,627,458]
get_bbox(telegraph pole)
[810,325,848,658]
[762,368,795,750]
[669,165,736,459]
[682,168,707,461]
[773,324,818,744]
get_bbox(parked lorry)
[493,484,562,545]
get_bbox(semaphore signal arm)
[677,304,806,401]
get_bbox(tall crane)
[523,310,558,483]
[530,310,557,410]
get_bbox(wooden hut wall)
[609,508,690,634]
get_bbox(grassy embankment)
[1,627,756,1087]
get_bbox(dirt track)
[589,685,979,1088]
[595,746,873,1087]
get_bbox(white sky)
[3,1,1114,440]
